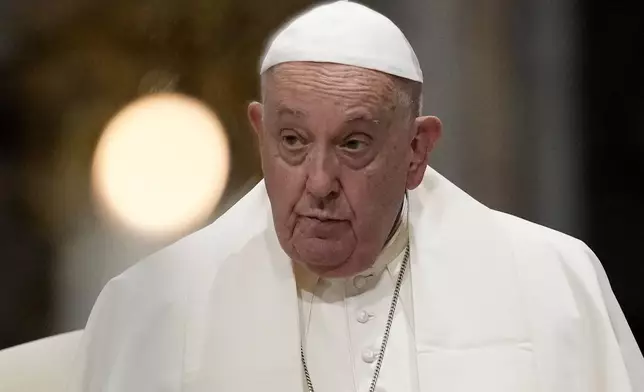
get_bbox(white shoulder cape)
[68,168,644,392]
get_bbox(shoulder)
[72,181,273,389]
[491,210,601,286]
[418,169,600,282]
[491,210,583,249]
[88,180,272,325]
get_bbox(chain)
[301,242,410,392]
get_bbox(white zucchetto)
[260,1,423,83]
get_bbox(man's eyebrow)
[345,112,381,125]
[275,105,308,118]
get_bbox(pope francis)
[68,2,644,392]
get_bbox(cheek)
[262,153,306,220]
[349,145,408,196]
[340,158,408,233]
[338,175,372,216]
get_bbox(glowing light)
[92,93,229,236]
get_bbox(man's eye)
[341,137,369,151]
[283,135,300,146]
[343,139,364,150]
[281,131,305,150]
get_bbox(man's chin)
[295,250,373,278]
[292,241,356,277]
[304,261,364,278]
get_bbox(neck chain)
[300,242,411,392]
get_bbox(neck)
[383,195,405,248]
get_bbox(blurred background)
[0,0,641,350]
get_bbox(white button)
[353,275,368,289]
[361,349,377,363]
[357,310,370,323]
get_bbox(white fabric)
[260,1,423,82]
[68,168,644,392]
[0,330,83,392]
[297,196,417,392]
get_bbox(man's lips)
[296,215,350,238]
[299,214,348,222]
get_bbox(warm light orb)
[92,93,230,237]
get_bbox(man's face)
[249,62,437,277]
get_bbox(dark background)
[582,1,644,346]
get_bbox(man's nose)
[305,148,340,200]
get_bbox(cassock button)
[357,310,370,323]
[361,349,377,363]
[353,275,368,289]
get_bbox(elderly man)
[69,2,644,392]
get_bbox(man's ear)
[247,101,264,143]
[406,115,442,189]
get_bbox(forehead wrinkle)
[268,63,398,106]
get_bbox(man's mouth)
[301,214,347,222]
[296,215,349,237]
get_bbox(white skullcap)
[260,1,423,83]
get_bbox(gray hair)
[394,77,423,119]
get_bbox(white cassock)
[67,168,644,392]
[295,194,416,392]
